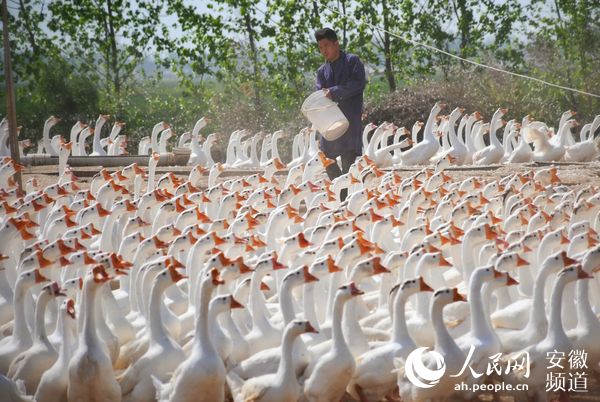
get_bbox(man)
[314,27,366,196]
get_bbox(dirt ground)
[19,160,600,191]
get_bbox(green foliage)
[2,0,599,160]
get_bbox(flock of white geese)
[0,102,599,402]
[2,102,599,166]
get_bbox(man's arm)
[327,56,366,102]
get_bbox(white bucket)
[301,90,349,141]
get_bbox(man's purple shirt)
[316,51,366,158]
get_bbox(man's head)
[315,28,340,62]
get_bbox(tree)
[47,0,168,99]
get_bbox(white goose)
[8,282,65,395]
[472,108,507,165]
[67,266,121,402]
[0,269,50,373]
[302,282,363,402]
[118,265,187,402]
[349,276,433,402]
[227,320,318,402]
[34,298,77,402]
[396,287,468,402]
[154,268,226,402]
[397,102,445,166]
[90,114,110,156]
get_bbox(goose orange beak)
[516,254,529,267]
[34,269,50,283]
[506,274,519,286]
[303,266,319,283]
[230,297,244,309]
[419,277,434,292]
[348,282,364,296]
[452,288,466,302]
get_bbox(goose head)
[283,265,319,287]
[18,268,50,288]
[209,293,244,316]
[494,251,529,271]
[432,287,467,307]
[336,282,364,302]
[393,276,434,301]
[348,256,390,282]
[285,319,319,337]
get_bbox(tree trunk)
[312,1,320,26]
[382,0,396,92]
[18,0,39,57]
[106,0,120,95]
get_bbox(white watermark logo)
[405,347,446,388]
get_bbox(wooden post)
[2,0,23,190]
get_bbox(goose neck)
[547,275,570,343]
[148,280,171,345]
[575,278,597,331]
[194,278,216,352]
[392,291,416,347]
[431,298,457,353]
[332,294,349,350]
[468,273,495,340]
[33,292,52,343]
[279,279,296,325]
[13,282,32,342]
[81,280,100,346]
[276,328,299,383]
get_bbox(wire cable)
[320,3,600,99]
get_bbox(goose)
[41,116,61,156]
[90,114,111,156]
[506,265,591,401]
[7,282,65,395]
[492,250,576,333]
[227,320,317,402]
[154,268,226,402]
[0,269,50,373]
[472,108,507,165]
[567,248,600,373]
[406,252,453,347]
[231,266,318,380]
[242,255,286,355]
[395,287,468,402]
[178,131,192,148]
[507,122,533,164]
[397,102,445,166]
[208,293,244,365]
[302,282,364,402]
[34,298,77,402]
[158,128,175,155]
[523,121,573,162]
[187,119,210,164]
[138,136,151,155]
[118,265,187,402]
[68,121,87,157]
[149,122,170,154]
[454,266,505,384]
[67,265,121,402]
[431,107,466,165]
[564,116,600,162]
[349,276,434,402]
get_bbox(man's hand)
[323,88,332,99]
